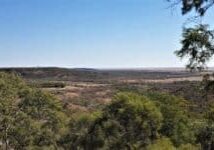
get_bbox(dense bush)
[60,93,163,149]
[0,72,68,149]
[31,81,66,88]
[61,92,202,149]
[145,92,196,146]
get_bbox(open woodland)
[0,67,214,149]
[1,0,214,149]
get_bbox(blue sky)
[0,0,213,68]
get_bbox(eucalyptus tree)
[167,0,214,70]
[175,24,214,70]
[0,72,68,150]
[61,92,163,150]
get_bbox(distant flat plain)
[0,67,212,111]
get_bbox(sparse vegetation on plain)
[0,69,214,149]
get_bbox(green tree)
[59,111,101,150]
[146,138,176,150]
[145,92,196,146]
[178,143,200,150]
[8,112,38,149]
[0,72,68,149]
[62,92,163,150]
[18,89,68,149]
[197,104,214,150]
[167,0,214,70]
[0,72,30,150]
[175,24,214,70]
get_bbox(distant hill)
[0,67,201,82]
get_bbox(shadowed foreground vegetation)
[0,72,214,150]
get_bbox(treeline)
[0,72,214,150]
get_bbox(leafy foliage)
[175,24,214,70]
[196,104,214,150]
[0,72,68,149]
[61,92,203,149]
[61,92,163,149]
[168,1,214,70]
[168,0,214,16]
[145,92,195,146]
[146,138,176,150]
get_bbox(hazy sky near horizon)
[0,0,213,68]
